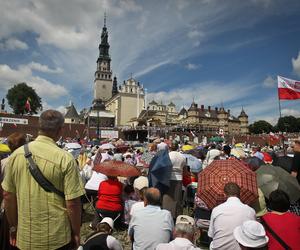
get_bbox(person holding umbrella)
[92,160,142,230]
[208,182,256,250]
[93,175,124,229]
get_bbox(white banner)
[0,117,28,125]
[100,130,119,139]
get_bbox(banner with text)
[0,117,28,125]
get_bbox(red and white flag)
[278,76,300,100]
[25,98,31,111]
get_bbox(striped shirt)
[2,135,85,250]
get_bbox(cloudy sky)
[0,0,300,124]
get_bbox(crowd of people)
[0,109,300,250]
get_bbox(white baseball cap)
[176,215,195,226]
[100,217,114,230]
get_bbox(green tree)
[249,120,273,134]
[296,117,300,132]
[6,82,42,114]
[277,116,298,132]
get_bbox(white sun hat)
[133,176,149,190]
[233,220,269,248]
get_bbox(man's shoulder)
[30,140,74,161]
[156,242,170,249]
[134,206,171,217]
[169,151,185,160]
[212,201,227,212]
[212,199,255,215]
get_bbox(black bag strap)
[24,144,65,199]
[261,216,291,250]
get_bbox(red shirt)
[96,178,123,211]
[262,212,300,250]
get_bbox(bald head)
[144,187,161,206]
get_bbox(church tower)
[93,14,113,104]
[238,107,249,134]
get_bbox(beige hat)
[133,176,149,190]
[100,217,114,230]
[176,215,195,226]
[233,220,268,248]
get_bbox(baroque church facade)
[65,17,249,135]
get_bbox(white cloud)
[28,62,63,74]
[292,51,300,77]
[0,64,68,100]
[147,80,256,114]
[0,0,296,113]
[281,108,300,117]
[262,76,276,88]
[42,101,66,114]
[185,63,200,70]
[0,38,28,50]
[175,0,190,10]
[134,60,171,78]
[188,30,203,39]
[119,0,142,12]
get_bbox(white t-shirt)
[157,142,168,151]
[208,197,256,250]
[169,151,186,181]
[156,237,202,250]
[85,171,107,191]
[130,201,145,217]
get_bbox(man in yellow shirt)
[2,110,85,250]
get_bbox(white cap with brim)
[233,220,269,248]
[176,215,195,226]
[100,217,114,230]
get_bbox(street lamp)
[97,109,100,140]
[92,99,105,140]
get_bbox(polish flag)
[25,98,31,111]
[278,76,300,100]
